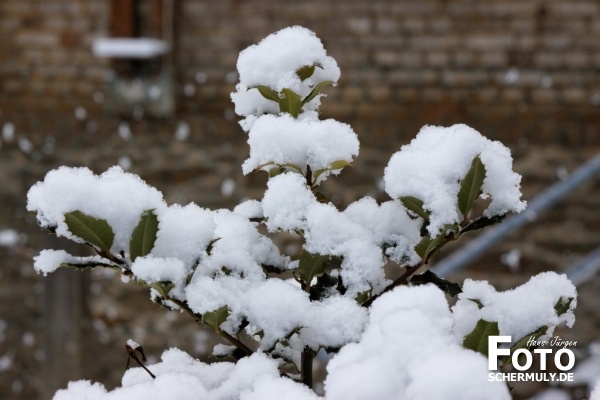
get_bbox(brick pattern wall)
[0,0,599,147]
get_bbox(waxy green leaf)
[296,65,316,81]
[410,270,462,297]
[313,160,352,183]
[463,319,499,356]
[400,196,430,221]
[502,325,548,367]
[255,85,280,102]
[458,155,486,217]
[461,214,506,234]
[130,210,159,262]
[203,305,229,331]
[279,88,303,117]
[555,297,574,316]
[64,210,114,253]
[302,80,334,105]
[297,251,329,287]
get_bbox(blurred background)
[0,1,599,399]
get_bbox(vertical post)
[42,240,91,397]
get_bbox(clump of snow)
[262,173,389,295]
[384,124,526,235]
[304,203,387,296]
[344,197,422,265]
[324,285,510,400]
[452,272,577,343]
[233,200,263,220]
[131,256,187,299]
[242,114,359,184]
[151,204,215,270]
[187,276,366,361]
[192,209,290,280]
[262,173,316,232]
[27,166,166,254]
[33,249,117,276]
[231,26,340,130]
[54,349,319,400]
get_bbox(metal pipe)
[433,153,600,277]
[566,247,600,286]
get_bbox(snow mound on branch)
[452,271,577,343]
[384,124,526,235]
[262,173,393,296]
[325,285,511,400]
[33,250,116,276]
[242,114,359,184]
[151,204,215,270]
[231,26,340,130]
[344,197,422,266]
[53,350,320,400]
[27,166,166,254]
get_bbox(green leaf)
[279,89,303,117]
[461,214,506,234]
[285,163,303,173]
[502,326,548,367]
[315,191,328,203]
[313,160,352,183]
[268,167,285,178]
[555,297,574,316]
[130,210,159,262]
[255,85,280,102]
[414,236,432,259]
[468,298,484,309]
[296,65,316,81]
[205,238,220,256]
[400,196,430,221]
[463,319,500,356]
[297,250,329,286]
[414,233,443,260]
[302,80,334,105]
[203,305,229,331]
[148,282,174,298]
[457,155,487,217]
[410,270,462,297]
[329,160,351,170]
[355,291,370,305]
[64,210,114,253]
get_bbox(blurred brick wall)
[1,0,599,147]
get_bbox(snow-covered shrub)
[28,26,577,399]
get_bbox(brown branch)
[362,263,424,308]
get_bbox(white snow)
[33,249,117,276]
[344,197,422,265]
[384,124,526,235]
[131,257,186,289]
[231,26,341,130]
[151,204,215,270]
[27,166,167,255]
[243,114,359,184]
[324,285,511,400]
[452,272,577,343]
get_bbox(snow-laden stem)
[162,296,254,359]
[362,264,422,308]
[301,347,315,389]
